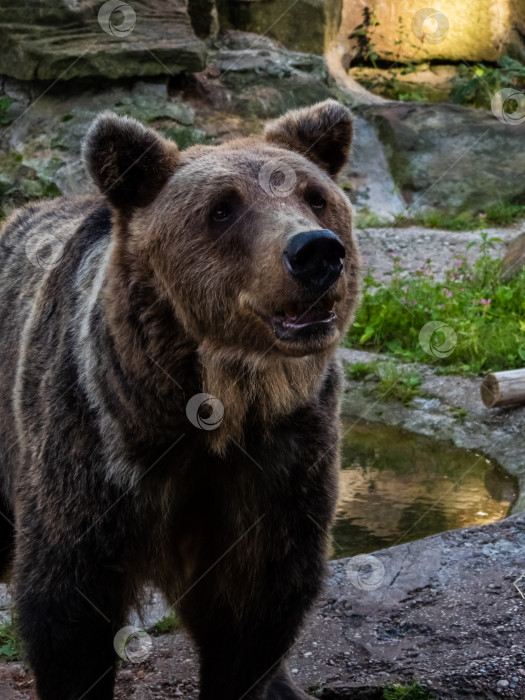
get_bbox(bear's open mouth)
[269,299,337,340]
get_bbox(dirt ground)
[1,514,524,700]
[356,225,517,283]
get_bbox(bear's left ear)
[83,111,179,213]
[264,99,353,179]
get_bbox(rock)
[0,682,27,699]
[333,0,525,67]
[361,101,525,215]
[113,82,195,125]
[200,31,339,119]
[319,514,525,699]
[501,231,525,282]
[338,116,406,223]
[0,76,200,211]
[0,31,345,210]
[0,0,206,80]
[216,0,342,55]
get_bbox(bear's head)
[84,100,358,358]
[84,100,359,444]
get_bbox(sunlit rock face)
[0,0,207,80]
[337,0,525,67]
[214,0,524,64]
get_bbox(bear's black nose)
[284,230,345,292]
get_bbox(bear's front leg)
[178,510,330,700]
[181,578,320,700]
[266,667,313,699]
[14,528,129,700]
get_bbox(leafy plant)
[148,613,180,636]
[449,57,525,110]
[376,363,424,405]
[349,12,433,102]
[484,202,525,226]
[345,361,377,380]
[346,233,525,375]
[0,619,22,660]
[0,97,14,126]
[383,681,435,699]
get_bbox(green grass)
[376,363,424,405]
[484,202,525,226]
[345,361,377,380]
[412,210,481,231]
[148,613,180,636]
[346,233,525,375]
[0,619,22,660]
[383,681,435,699]
[399,203,525,231]
[0,97,14,126]
[346,361,424,406]
[354,201,525,232]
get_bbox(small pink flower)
[440,303,445,309]
[402,298,407,304]
[448,291,453,297]
[480,298,491,306]
[479,213,487,218]
[455,259,463,266]
[424,307,429,312]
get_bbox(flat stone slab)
[0,1,206,80]
[0,516,523,699]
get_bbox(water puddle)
[332,419,518,559]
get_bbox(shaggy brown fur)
[0,99,359,700]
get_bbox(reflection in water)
[332,420,518,559]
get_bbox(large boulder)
[335,0,525,68]
[197,31,341,119]
[361,101,525,215]
[216,0,342,55]
[0,0,207,80]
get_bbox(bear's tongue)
[281,300,335,328]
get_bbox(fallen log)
[481,369,525,408]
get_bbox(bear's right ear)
[83,112,179,213]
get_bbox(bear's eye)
[307,191,326,210]
[211,202,232,222]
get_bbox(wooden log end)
[481,373,499,408]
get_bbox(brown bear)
[0,99,358,699]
